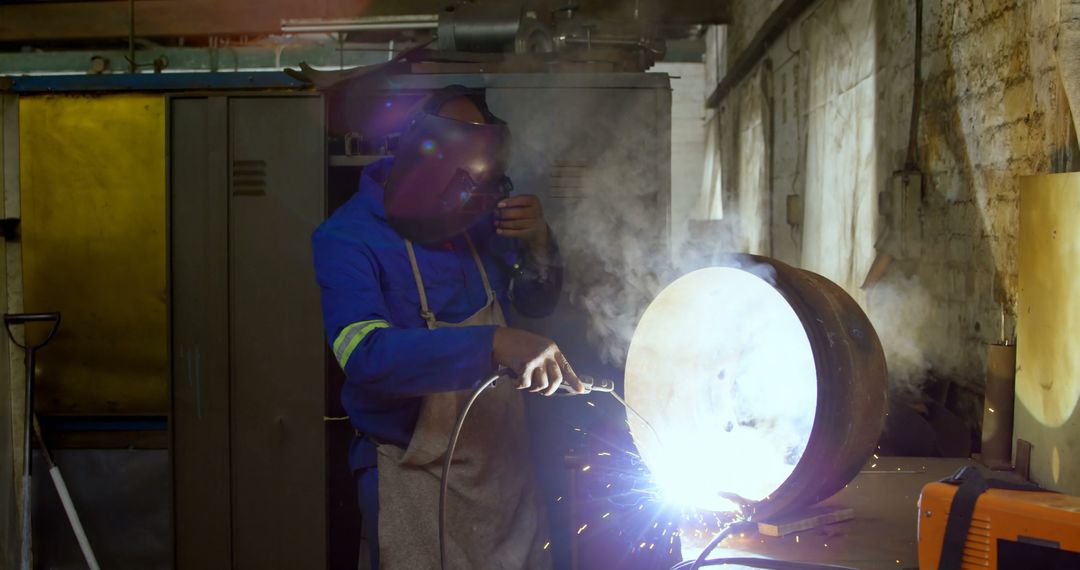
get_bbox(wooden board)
[1016,174,1080,494]
[757,506,855,537]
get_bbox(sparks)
[578,524,588,535]
[555,496,563,503]
[989,407,995,413]
[795,535,800,543]
[543,542,551,550]
[598,452,611,456]
[602,512,611,519]
[582,465,591,472]
[587,401,596,407]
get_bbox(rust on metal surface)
[744,255,888,521]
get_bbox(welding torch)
[561,374,616,395]
[490,371,615,395]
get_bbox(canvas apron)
[374,234,552,569]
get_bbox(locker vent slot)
[232,159,267,196]
[549,159,588,199]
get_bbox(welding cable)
[678,520,757,570]
[670,519,858,570]
[674,558,859,570]
[440,372,502,570]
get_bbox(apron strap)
[404,240,438,329]
[405,232,503,330]
[463,233,497,301]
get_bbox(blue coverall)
[311,158,562,567]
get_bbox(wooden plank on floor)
[757,506,855,537]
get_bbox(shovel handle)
[4,312,61,350]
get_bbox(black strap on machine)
[937,466,1047,570]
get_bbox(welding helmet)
[384,85,513,244]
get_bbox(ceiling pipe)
[281,15,438,34]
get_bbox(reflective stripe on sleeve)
[333,319,391,368]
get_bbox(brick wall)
[717,0,1077,404]
[915,0,1073,382]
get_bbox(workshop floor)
[710,457,1016,570]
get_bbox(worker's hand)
[496,195,550,256]
[492,328,585,396]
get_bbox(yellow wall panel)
[20,94,166,415]
[1016,173,1080,494]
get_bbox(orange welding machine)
[918,466,1080,569]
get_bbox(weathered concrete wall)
[652,62,709,252]
[718,0,1077,405]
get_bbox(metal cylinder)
[981,343,1016,468]
[751,257,888,520]
[437,5,523,52]
[624,256,888,521]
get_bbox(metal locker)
[170,94,327,570]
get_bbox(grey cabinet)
[170,94,326,570]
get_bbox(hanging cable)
[667,517,857,570]
[685,520,756,570]
[440,372,502,570]
[675,558,858,570]
[904,0,924,170]
[439,372,611,569]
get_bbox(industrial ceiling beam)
[0,0,730,43]
[0,1,293,41]
[0,0,436,42]
[705,0,815,108]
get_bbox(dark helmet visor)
[384,110,512,243]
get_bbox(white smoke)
[865,273,946,397]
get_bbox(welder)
[312,85,583,569]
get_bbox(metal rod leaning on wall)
[981,341,1016,470]
[32,414,100,569]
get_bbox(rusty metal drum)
[624,256,888,521]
